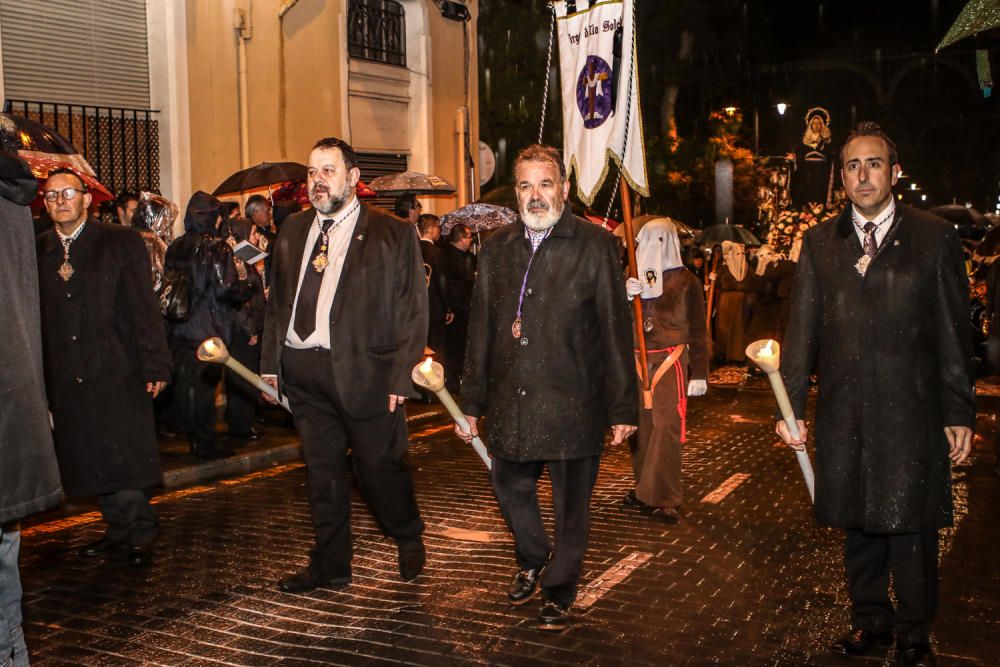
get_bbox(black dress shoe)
[622,490,648,509]
[277,564,351,593]
[508,554,551,605]
[830,628,894,657]
[398,539,426,582]
[897,643,936,667]
[128,545,153,567]
[536,600,571,631]
[79,537,127,558]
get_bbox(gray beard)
[312,184,354,215]
[521,202,562,231]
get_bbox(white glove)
[687,379,707,397]
[625,277,643,298]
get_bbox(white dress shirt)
[284,199,362,349]
[851,198,896,249]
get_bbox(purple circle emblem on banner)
[576,55,614,129]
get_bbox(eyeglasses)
[43,187,86,202]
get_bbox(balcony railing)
[4,99,160,195]
[348,0,406,67]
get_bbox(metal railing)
[348,0,406,67]
[4,99,160,195]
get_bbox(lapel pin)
[893,240,900,246]
[356,234,364,241]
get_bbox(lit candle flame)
[420,357,433,373]
[759,339,775,358]
[204,339,217,353]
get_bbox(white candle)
[746,339,815,502]
[412,358,492,470]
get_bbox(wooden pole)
[705,250,722,334]
[619,174,652,409]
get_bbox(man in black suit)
[417,213,451,357]
[261,137,428,593]
[441,223,476,392]
[777,123,974,667]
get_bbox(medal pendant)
[511,317,522,339]
[312,252,329,273]
[643,316,654,333]
[58,261,75,282]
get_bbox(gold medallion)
[511,316,522,339]
[312,252,329,273]
[58,261,75,282]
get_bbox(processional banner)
[553,0,648,205]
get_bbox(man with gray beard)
[457,144,637,631]
[261,137,428,593]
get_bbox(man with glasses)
[35,168,171,568]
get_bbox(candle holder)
[746,339,815,502]
[411,358,491,470]
[197,337,292,413]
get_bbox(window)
[348,0,406,67]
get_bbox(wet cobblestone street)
[17,385,1000,666]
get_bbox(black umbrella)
[212,161,307,197]
[931,204,990,242]
[696,224,761,247]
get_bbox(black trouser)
[225,331,260,436]
[444,308,469,393]
[491,454,601,606]
[171,337,222,448]
[844,528,939,647]
[281,346,424,577]
[98,489,158,547]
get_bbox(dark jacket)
[164,200,249,344]
[261,203,428,419]
[781,204,975,532]
[461,209,637,462]
[37,222,172,497]
[0,154,62,522]
[441,243,476,312]
[420,238,450,353]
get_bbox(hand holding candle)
[745,339,815,502]
[412,357,492,470]
[197,337,292,413]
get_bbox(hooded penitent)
[635,218,684,299]
[755,244,781,276]
[721,241,747,281]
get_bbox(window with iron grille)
[357,151,408,210]
[348,0,406,67]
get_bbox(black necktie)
[293,219,334,340]
[863,221,878,258]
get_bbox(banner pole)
[619,174,651,409]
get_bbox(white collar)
[56,220,87,243]
[852,198,895,230]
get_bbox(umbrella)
[368,170,456,195]
[0,113,113,204]
[212,161,307,197]
[696,223,761,247]
[930,204,990,229]
[936,0,1000,51]
[25,154,113,206]
[440,202,517,235]
[612,214,697,240]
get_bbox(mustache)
[525,198,548,210]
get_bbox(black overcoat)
[37,222,172,497]
[0,175,62,523]
[781,204,975,532]
[261,204,428,419]
[461,209,637,462]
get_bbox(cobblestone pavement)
[17,385,1000,666]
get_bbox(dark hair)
[115,190,139,209]
[219,201,241,218]
[449,223,471,244]
[394,192,420,219]
[312,137,358,171]
[840,121,899,166]
[244,194,270,218]
[417,213,440,236]
[514,144,566,182]
[44,167,88,192]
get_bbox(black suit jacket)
[781,204,974,532]
[420,238,450,353]
[261,203,428,419]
